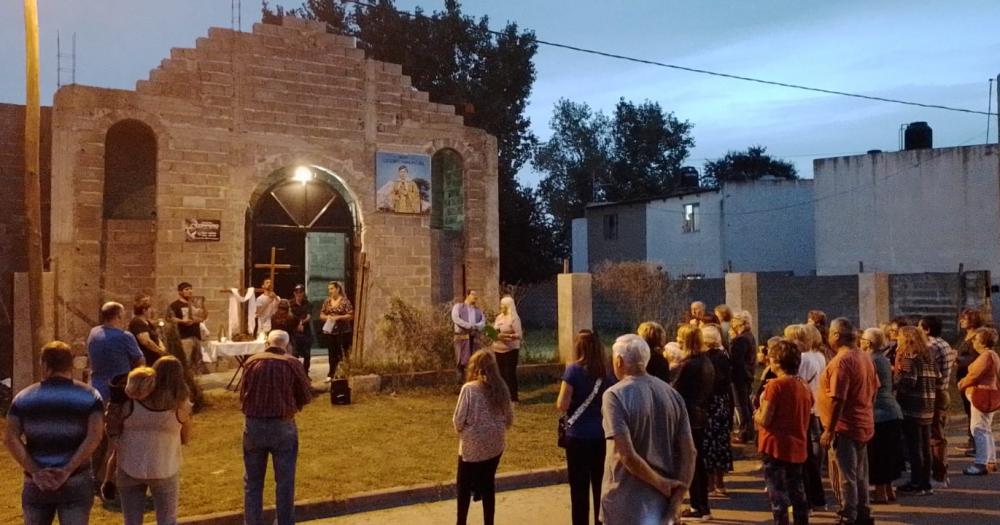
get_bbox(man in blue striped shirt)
[4,341,104,525]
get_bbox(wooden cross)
[253,247,293,286]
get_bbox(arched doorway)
[246,166,361,306]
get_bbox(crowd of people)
[6,286,1000,525]
[536,303,1000,525]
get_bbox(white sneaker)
[930,478,949,489]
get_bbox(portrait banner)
[375,152,431,214]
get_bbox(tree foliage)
[534,98,694,256]
[701,145,797,188]
[262,0,558,282]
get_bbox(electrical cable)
[336,0,997,117]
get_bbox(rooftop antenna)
[231,0,242,32]
[56,31,76,88]
[987,78,994,144]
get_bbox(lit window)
[682,203,699,233]
[603,214,618,240]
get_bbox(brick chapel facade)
[3,16,499,365]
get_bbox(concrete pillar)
[558,273,593,364]
[858,272,890,329]
[725,272,758,332]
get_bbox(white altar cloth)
[204,340,266,363]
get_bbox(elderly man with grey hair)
[818,318,877,525]
[600,334,696,525]
[240,330,313,525]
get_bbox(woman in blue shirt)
[556,330,616,525]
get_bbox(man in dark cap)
[289,284,314,374]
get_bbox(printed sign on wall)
[375,152,431,214]
[184,219,221,242]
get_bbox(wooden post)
[24,0,44,380]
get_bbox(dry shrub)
[375,297,456,372]
[593,261,689,331]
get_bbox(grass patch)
[521,329,559,364]
[0,382,564,523]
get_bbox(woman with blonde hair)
[453,350,514,525]
[638,321,671,383]
[861,327,904,502]
[730,310,757,443]
[557,330,616,525]
[783,324,827,509]
[894,326,938,495]
[492,295,524,402]
[674,323,716,520]
[700,325,734,497]
[116,356,193,525]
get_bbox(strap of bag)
[566,378,603,428]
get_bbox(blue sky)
[1,0,997,181]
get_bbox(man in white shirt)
[451,290,485,376]
[255,279,280,336]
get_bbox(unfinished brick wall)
[49,17,499,359]
[0,104,51,381]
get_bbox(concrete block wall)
[102,219,157,304]
[756,274,859,338]
[48,17,499,359]
[888,271,989,342]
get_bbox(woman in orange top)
[957,327,1000,475]
[755,339,813,525]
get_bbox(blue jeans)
[243,417,299,525]
[22,470,94,525]
[117,469,179,525]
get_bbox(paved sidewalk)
[306,436,1000,525]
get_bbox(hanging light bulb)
[293,166,313,184]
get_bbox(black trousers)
[902,418,932,490]
[690,428,710,513]
[803,415,826,506]
[495,349,520,402]
[733,382,753,441]
[293,334,312,373]
[566,437,605,525]
[325,332,351,378]
[457,454,501,525]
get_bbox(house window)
[682,203,699,233]
[603,213,618,240]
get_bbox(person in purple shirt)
[87,302,145,403]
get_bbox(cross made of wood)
[254,246,293,285]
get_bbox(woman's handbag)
[970,353,1000,413]
[971,387,1000,413]
[558,378,603,448]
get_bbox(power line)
[336,0,997,117]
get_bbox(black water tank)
[904,121,933,150]
[678,166,700,188]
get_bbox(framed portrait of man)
[375,152,431,214]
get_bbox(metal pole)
[23,0,45,380]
